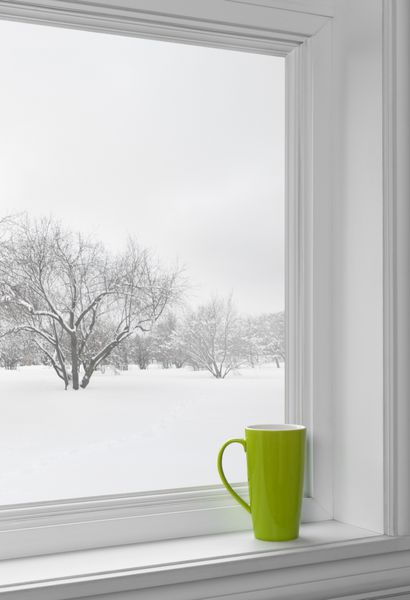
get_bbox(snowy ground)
[0,364,284,505]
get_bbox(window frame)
[0,0,332,559]
[0,0,406,571]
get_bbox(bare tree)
[257,312,285,367]
[126,334,152,370]
[0,330,34,370]
[153,312,187,369]
[182,296,243,378]
[0,216,180,389]
[239,312,285,368]
[239,316,262,368]
[101,335,131,371]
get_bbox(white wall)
[332,0,384,532]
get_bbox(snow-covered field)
[0,364,284,505]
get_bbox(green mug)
[217,424,306,541]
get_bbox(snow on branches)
[0,215,181,389]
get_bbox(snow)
[0,364,284,505]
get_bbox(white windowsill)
[1,520,404,600]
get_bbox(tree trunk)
[80,360,100,388]
[71,333,79,390]
[80,336,131,389]
[80,361,100,387]
[80,373,91,389]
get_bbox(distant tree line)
[104,300,284,378]
[0,215,285,387]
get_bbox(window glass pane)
[0,20,285,504]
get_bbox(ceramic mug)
[217,424,306,541]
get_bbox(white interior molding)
[391,0,410,537]
[382,0,410,539]
[0,521,392,600]
[0,0,331,55]
[383,0,398,538]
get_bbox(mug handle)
[217,438,251,514]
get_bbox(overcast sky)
[0,19,284,314]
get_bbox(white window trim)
[0,0,335,560]
[382,0,410,539]
[0,488,330,559]
[1,3,410,599]
[1,524,410,600]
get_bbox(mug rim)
[245,424,306,431]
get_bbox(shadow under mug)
[217,424,306,541]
